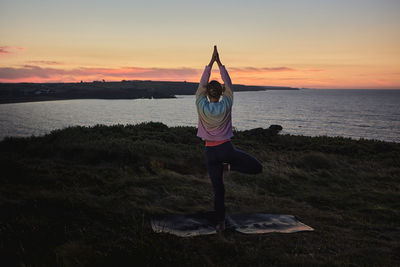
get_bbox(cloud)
[0,65,202,82]
[26,60,64,65]
[304,69,324,72]
[230,66,296,72]
[0,48,8,55]
[0,64,299,82]
[0,64,330,87]
[0,46,24,56]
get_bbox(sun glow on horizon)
[0,0,399,89]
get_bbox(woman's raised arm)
[195,46,217,104]
[214,46,233,104]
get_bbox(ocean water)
[0,89,399,143]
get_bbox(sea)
[0,89,399,143]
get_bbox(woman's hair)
[207,80,223,99]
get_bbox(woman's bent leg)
[229,146,262,174]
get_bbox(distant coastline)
[0,80,298,104]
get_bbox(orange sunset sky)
[0,0,399,89]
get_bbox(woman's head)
[207,80,223,101]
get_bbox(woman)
[195,45,263,232]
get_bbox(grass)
[0,122,399,266]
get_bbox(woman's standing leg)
[205,147,226,223]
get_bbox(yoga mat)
[151,212,314,237]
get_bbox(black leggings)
[205,141,262,222]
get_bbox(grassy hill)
[0,122,399,266]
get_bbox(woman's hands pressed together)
[208,45,223,67]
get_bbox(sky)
[1,0,399,89]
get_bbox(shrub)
[295,151,334,170]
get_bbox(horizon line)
[1,79,400,90]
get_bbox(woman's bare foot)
[223,163,230,172]
[216,220,226,232]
